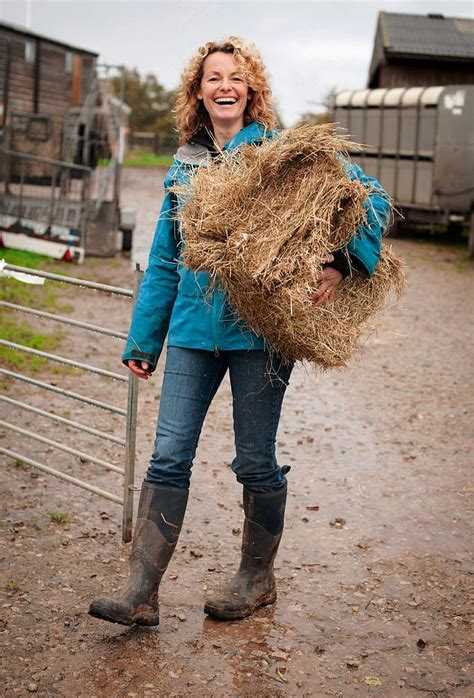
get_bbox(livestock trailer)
[334,85,474,252]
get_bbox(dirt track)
[1,168,473,696]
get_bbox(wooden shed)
[0,22,134,259]
[368,12,474,89]
[0,20,98,167]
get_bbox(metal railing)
[62,77,101,164]
[0,148,91,253]
[0,262,142,541]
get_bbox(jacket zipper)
[211,289,220,355]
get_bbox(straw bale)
[174,124,405,367]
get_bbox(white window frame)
[65,51,73,74]
[25,40,36,65]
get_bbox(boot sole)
[88,603,160,627]
[204,591,277,620]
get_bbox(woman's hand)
[126,359,152,380]
[309,255,343,307]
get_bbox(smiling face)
[197,51,250,135]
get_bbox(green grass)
[0,249,66,309]
[0,248,72,373]
[123,150,173,168]
[1,248,51,268]
[5,581,19,592]
[47,511,72,524]
[1,245,94,282]
[1,317,63,372]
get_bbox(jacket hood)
[173,122,273,166]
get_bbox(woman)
[89,37,390,626]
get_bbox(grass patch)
[0,247,90,288]
[0,274,62,311]
[0,316,64,372]
[1,248,51,268]
[0,248,70,311]
[48,511,72,524]
[5,581,20,592]
[123,150,173,168]
[0,248,73,373]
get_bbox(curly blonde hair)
[174,36,277,144]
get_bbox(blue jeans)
[145,346,293,493]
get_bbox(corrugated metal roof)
[380,12,474,59]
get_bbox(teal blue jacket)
[122,122,390,371]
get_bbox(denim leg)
[145,346,228,489]
[228,351,293,493]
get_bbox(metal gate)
[0,262,142,541]
[0,148,91,260]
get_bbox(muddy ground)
[1,168,473,697]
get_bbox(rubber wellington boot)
[88,482,188,626]
[204,484,287,620]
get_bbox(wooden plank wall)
[0,28,96,167]
[0,30,36,117]
[376,59,474,89]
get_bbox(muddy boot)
[88,482,188,626]
[204,484,287,620]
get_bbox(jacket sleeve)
[343,161,392,276]
[121,184,180,372]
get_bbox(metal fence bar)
[122,264,143,542]
[0,369,127,415]
[1,262,141,540]
[0,420,124,474]
[0,395,126,445]
[0,446,123,504]
[0,147,92,172]
[49,164,57,228]
[18,159,24,221]
[0,300,128,339]
[81,170,91,248]
[0,340,127,381]
[2,264,133,296]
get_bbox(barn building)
[368,12,474,89]
[0,20,98,163]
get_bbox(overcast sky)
[1,0,472,125]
